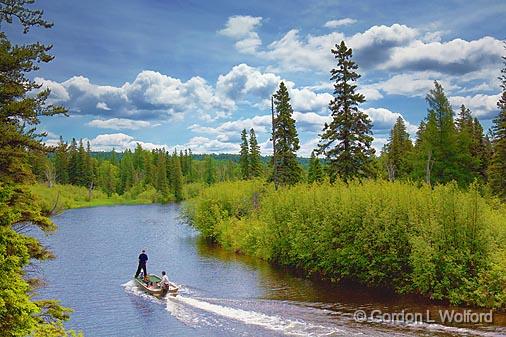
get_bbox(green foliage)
[307,151,324,183]
[382,117,413,180]
[489,44,506,200]
[186,180,506,309]
[248,129,263,178]
[0,1,82,335]
[239,129,250,179]
[272,82,302,186]
[317,41,374,183]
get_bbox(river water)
[33,204,505,337]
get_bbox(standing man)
[134,249,148,278]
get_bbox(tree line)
[29,140,244,202]
[241,40,506,200]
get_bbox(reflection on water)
[34,204,505,337]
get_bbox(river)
[33,204,505,336]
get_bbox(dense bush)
[185,180,506,308]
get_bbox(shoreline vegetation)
[184,180,506,310]
[28,182,206,214]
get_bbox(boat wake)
[166,295,344,336]
[124,281,504,337]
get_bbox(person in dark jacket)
[134,250,148,278]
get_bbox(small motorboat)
[134,274,179,297]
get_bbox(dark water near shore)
[33,204,505,336]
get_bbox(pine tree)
[307,151,324,183]
[54,136,69,184]
[249,128,263,178]
[383,117,413,180]
[317,41,374,182]
[489,44,506,199]
[239,129,250,179]
[0,1,78,335]
[272,81,302,185]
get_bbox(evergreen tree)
[173,150,184,201]
[383,117,413,180]
[489,45,506,199]
[249,128,263,178]
[239,129,250,179]
[204,155,216,185]
[76,139,87,186]
[155,150,170,197]
[54,136,69,184]
[413,81,458,184]
[0,1,79,335]
[272,82,302,185]
[68,138,80,185]
[307,151,324,183]
[317,41,374,182]
[455,105,480,185]
[118,150,134,194]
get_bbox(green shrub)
[185,179,506,308]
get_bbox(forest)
[1,0,505,336]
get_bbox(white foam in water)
[166,295,343,336]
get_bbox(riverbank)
[184,180,506,310]
[29,182,206,214]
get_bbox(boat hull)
[134,274,178,297]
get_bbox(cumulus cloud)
[37,71,232,122]
[449,94,500,119]
[218,17,503,87]
[324,18,357,28]
[87,118,158,130]
[363,107,418,134]
[219,15,263,54]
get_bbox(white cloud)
[219,16,263,54]
[363,107,418,134]
[87,118,158,130]
[449,94,500,119]
[324,18,357,28]
[39,71,233,122]
[218,15,262,39]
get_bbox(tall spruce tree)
[317,41,374,182]
[272,81,302,185]
[239,129,250,179]
[249,128,263,178]
[383,117,413,180]
[0,1,79,335]
[307,151,324,183]
[489,44,506,199]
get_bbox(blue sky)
[5,0,506,155]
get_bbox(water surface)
[34,204,506,336]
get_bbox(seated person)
[159,271,170,289]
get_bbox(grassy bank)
[29,182,207,214]
[184,180,506,309]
